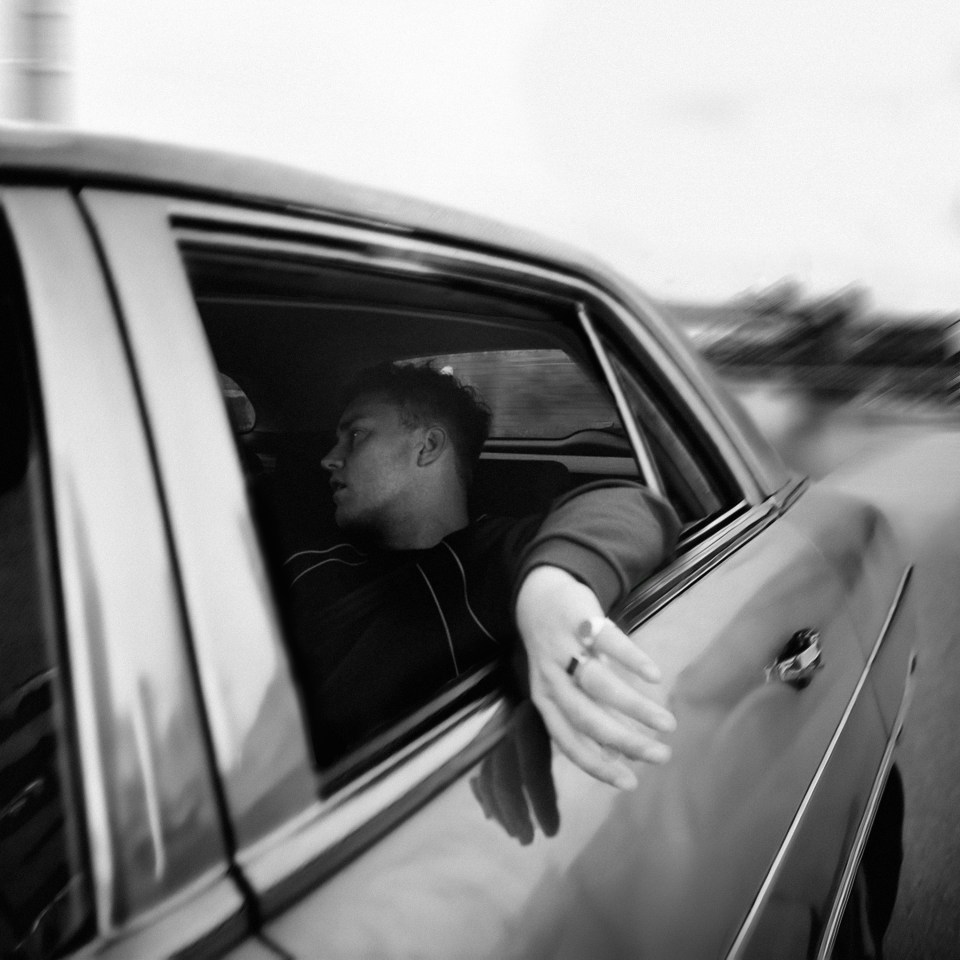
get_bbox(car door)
[80,188,913,960]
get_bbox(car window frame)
[80,188,800,923]
[169,211,786,651]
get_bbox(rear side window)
[407,349,617,438]
[0,221,93,959]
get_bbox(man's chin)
[333,508,376,538]
[332,507,354,530]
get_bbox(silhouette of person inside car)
[283,361,680,787]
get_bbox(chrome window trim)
[725,565,915,959]
[1,188,238,942]
[618,499,776,630]
[772,474,809,514]
[578,303,666,497]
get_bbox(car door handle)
[765,629,823,689]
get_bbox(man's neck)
[379,501,470,550]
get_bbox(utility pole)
[11,0,71,122]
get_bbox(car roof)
[0,122,597,271]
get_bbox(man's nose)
[321,439,344,473]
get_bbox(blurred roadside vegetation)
[665,282,960,415]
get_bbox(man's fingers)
[536,699,641,791]
[515,580,677,790]
[589,618,664,684]
[535,678,673,765]
[573,656,677,734]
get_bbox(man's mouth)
[331,479,347,498]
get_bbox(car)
[2,125,958,960]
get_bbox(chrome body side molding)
[815,651,915,959]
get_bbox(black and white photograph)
[1,2,958,958]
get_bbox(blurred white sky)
[3,0,959,310]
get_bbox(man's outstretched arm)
[512,481,681,789]
[515,566,675,790]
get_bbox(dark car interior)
[186,247,650,526]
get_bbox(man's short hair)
[340,361,492,484]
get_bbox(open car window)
[178,235,742,789]
[403,349,619,439]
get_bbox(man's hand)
[514,565,676,790]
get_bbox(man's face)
[321,395,423,535]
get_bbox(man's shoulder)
[461,479,667,544]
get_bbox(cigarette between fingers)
[576,616,609,650]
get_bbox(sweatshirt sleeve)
[514,480,681,611]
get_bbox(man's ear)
[417,426,448,467]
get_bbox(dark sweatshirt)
[283,480,680,766]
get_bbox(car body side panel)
[260,491,887,959]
